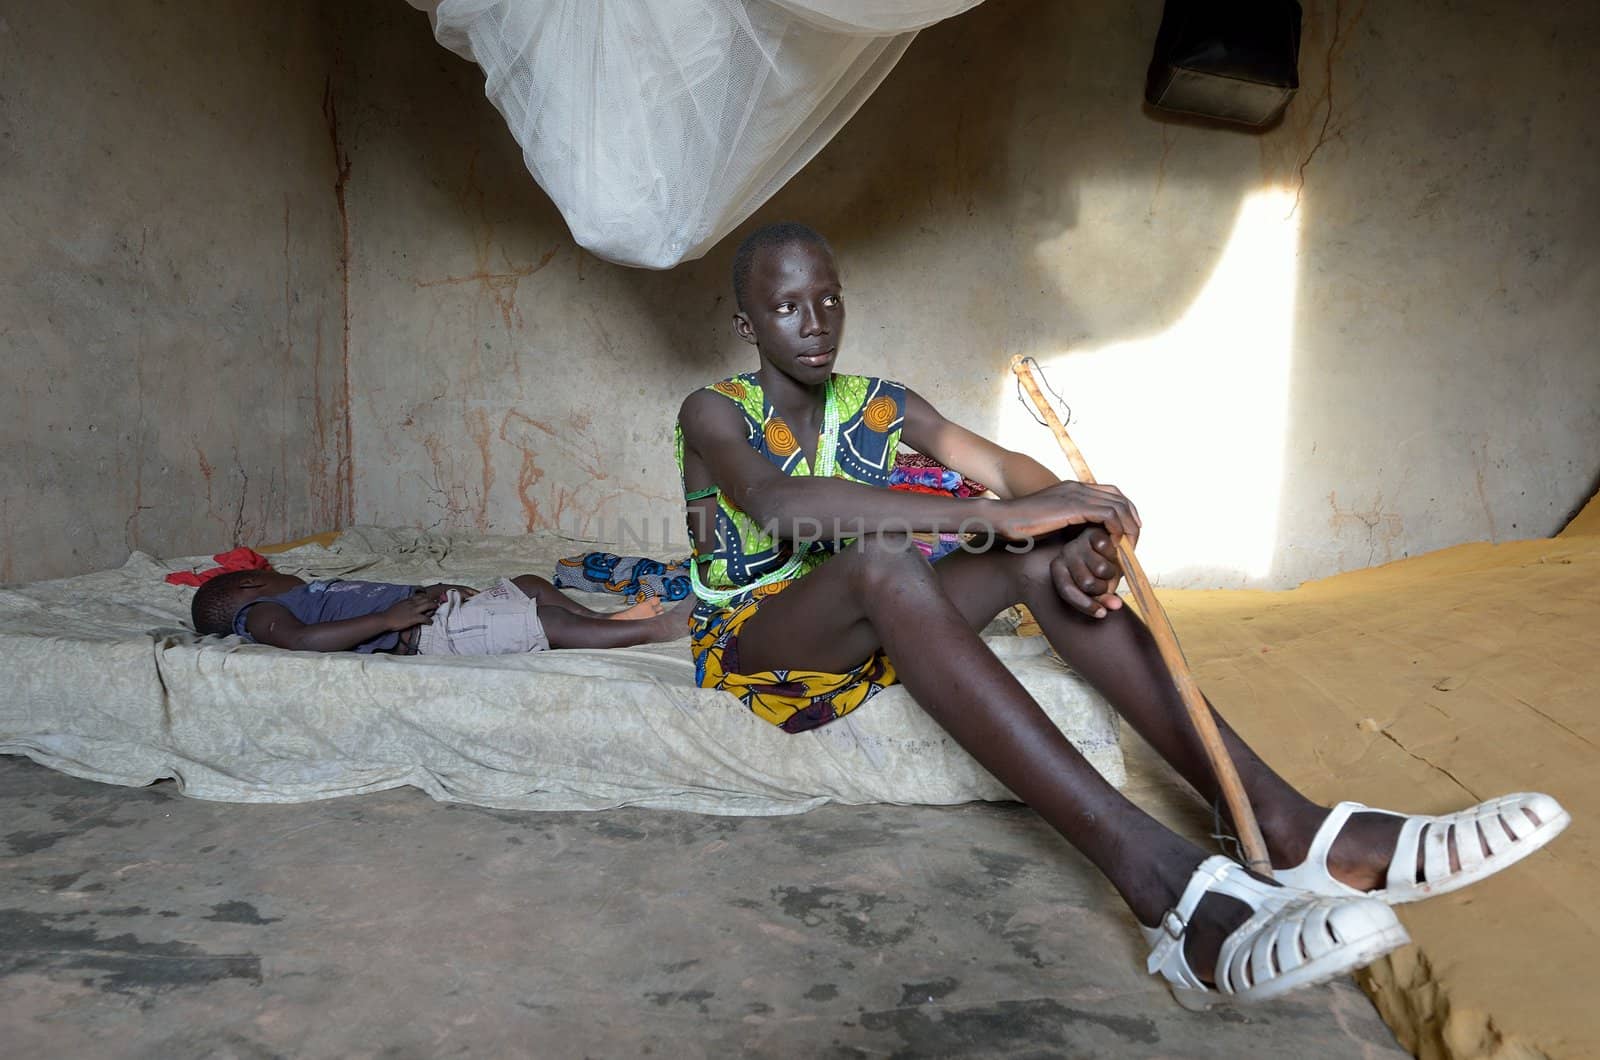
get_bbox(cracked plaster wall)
[343,0,1599,587]
[1,1,350,584]
[7,0,1596,589]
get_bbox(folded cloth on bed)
[894,451,988,497]
[0,527,1123,815]
[553,551,693,602]
[890,466,963,491]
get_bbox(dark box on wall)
[1145,0,1303,128]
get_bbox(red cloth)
[165,547,273,587]
[889,482,957,496]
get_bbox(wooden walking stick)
[1009,355,1272,872]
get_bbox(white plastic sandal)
[1143,855,1410,1011]
[1274,792,1570,905]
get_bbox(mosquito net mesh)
[407,0,985,268]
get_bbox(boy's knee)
[1001,536,1060,594]
[843,533,931,593]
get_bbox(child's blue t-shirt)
[234,579,416,653]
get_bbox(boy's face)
[734,240,844,389]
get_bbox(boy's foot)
[1146,856,1408,1009]
[1177,890,1253,986]
[1273,806,1409,893]
[609,595,666,621]
[1140,850,1275,986]
[1273,793,1569,903]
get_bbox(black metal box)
[1145,1,1303,128]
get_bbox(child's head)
[190,570,305,636]
[730,222,842,386]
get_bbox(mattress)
[0,526,1123,815]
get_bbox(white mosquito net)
[406,0,986,268]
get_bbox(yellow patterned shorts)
[690,579,898,734]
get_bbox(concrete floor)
[0,744,1405,1058]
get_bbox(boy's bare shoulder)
[678,387,748,439]
[678,386,723,418]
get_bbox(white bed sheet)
[0,527,1123,815]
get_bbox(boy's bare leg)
[736,532,1424,916]
[538,597,692,649]
[926,536,1419,890]
[511,574,665,621]
[730,533,1255,980]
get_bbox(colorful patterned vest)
[674,372,906,607]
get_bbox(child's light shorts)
[416,578,550,656]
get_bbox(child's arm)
[243,593,439,652]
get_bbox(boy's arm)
[243,594,438,652]
[900,387,1060,500]
[678,390,1138,542]
[903,387,1134,615]
[680,390,1004,538]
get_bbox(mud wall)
[341,0,1599,587]
[9,1,1596,588]
[1,1,349,582]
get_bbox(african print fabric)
[674,372,906,606]
[690,577,898,734]
[552,552,693,602]
[675,372,906,732]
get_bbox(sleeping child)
[190,570,690,655]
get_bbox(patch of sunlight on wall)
[998,187,1301,587]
